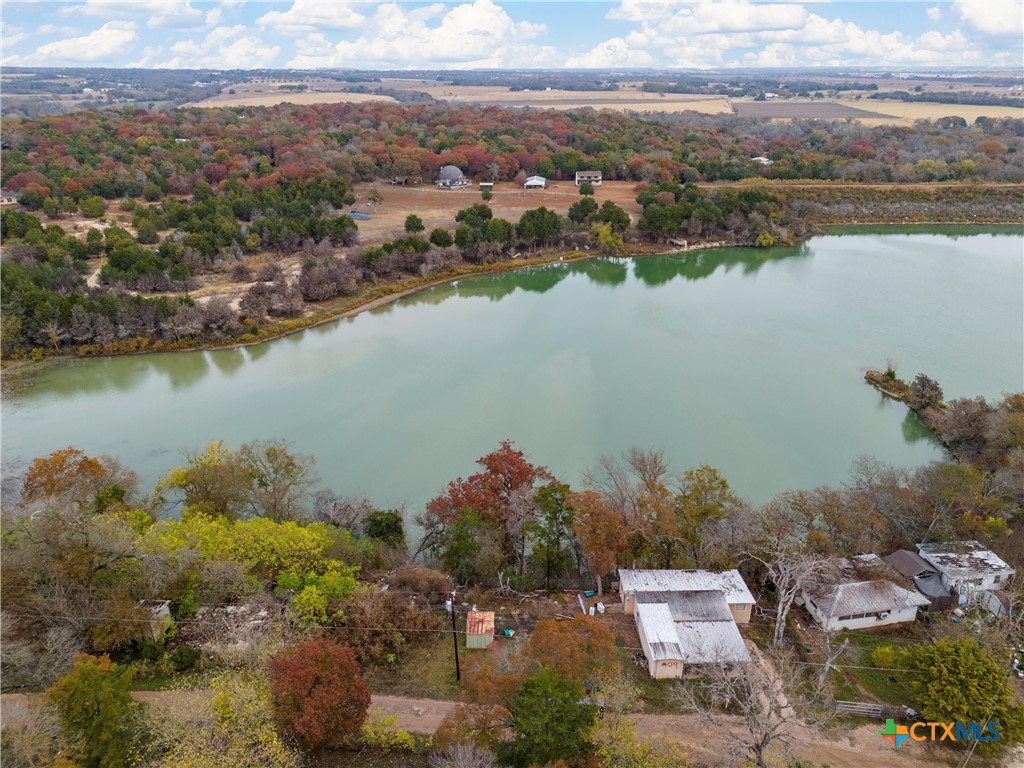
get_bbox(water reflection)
[210,348,245,377]
[632,244,809,286]
[901,410,943,447]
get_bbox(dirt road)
[2,690,956,767]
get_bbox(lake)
[3,228,1022,517]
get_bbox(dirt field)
[185,90,397,108]
[351,180,644,244]
[732,100,894,120]
[834,98,1024,126]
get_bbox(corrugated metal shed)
[917,541,1014,578]
[805,580,929,618]
[635,603,683,661]
[635,590,732,621]
[619,569,755,605]
[466,611,494,649]
[675,620,751,664]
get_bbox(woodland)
[1,103,1022,359]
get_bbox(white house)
[751,156,774,166]
[917,541,1015,605]
[619,569,755,624]
[800,579,929,631]
[575,170,603,186]
[523,175,546,189]
[633,590,750,679]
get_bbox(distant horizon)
[2,1,1022,71]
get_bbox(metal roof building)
[465,610,494,650]
[917,541,1015,606]
[884,550,954,610]
[620,569,755,623]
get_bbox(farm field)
[185,88,398,108]
[834,97,1024,126]
[731,100,894,120]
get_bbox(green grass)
[834,631,918,707]
[359,633,466,700]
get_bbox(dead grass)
[186,89,397,108]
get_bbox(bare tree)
[748,548,829,647]
[429,742,497,768]
[673,648,834,768]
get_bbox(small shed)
[523,175,546,189]
[136,600,173,642]
[479,182,494,190]
[466,610,494,649]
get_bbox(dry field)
[349,180,645,244]
[732,100,893,120]
[378,78,732,114]
[185,90,397,108]
[835,98,1024,126]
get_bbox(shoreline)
[2,221,1021,389]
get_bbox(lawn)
[834,631,919,707]
[360,632,467,700]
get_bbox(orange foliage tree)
[525,615,618,685]
[569,491,626,595]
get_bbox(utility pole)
[450,590,461,682]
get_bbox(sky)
[1,0,1022,70]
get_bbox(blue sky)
[1,1,1022,70]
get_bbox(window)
[994,575,1002,584]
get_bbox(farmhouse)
[917,541,1015,605]
[0,190,18,205]
[751,156,774,166]
[884,549,955,611]
[523,175,547,189]
[436,165,471,189]
[575,170,602,186]
[619,569,755,623]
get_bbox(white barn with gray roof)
[619,569,755,624]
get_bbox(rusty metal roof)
[466,611,494,636]
[619,569,755,605]
[917,541,1014,579]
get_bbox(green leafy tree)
[568,196,599,225]
[364,509,406,550]
[594,200,631,233]
[903,638,1024,752]
[578,180,595,197]
[268,639,372,752]
[46,654,145,768]
[429,228,454,249]
[500,668,596,768]
[404,214,424,233]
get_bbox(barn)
[436,165,471,188]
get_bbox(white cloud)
[286,0,556,69]
[926,5,942,22]
[61,0,205,28]
[156,25,279,68]
[952,0,1024,36]
[566,37,656,68]
[607,1,687,22]
[5,21,137,65]
[256,0,367,35]
[1,22,29,47]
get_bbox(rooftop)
[619,569,755,605]
[466,610,494,636]
[437,164,466,180]
[884,550,937,580]
[805,579,929,618]
[917,541,1014,578]
[635,590,733,622]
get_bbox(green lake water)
[2,229,1022,515]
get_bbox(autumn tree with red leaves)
[268,639,371,752]
[419,440,553,581]
[524,615,618,684]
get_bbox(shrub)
[871,644,896,669]
[169,646,201,673]
[333,589,444,665]
[361,709,416,752]
[268,639,371,752]
[389,566,449,602]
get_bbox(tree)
[422,440,553,579]
[907,372,944,411]
[594,200,631,233]
[500,668,596,768]
[568,196,599,225]
[532,482,575,589]
[429,228,454,249]
[592,221,624,254]
[148,671,300,768]
[404,214,424,233]
[674,464,739,567]
[673,649,834,768]
[268,639,372,752]
[902,638,1024,752]
[20,447,138,512]
[364,508,406,550]
[524,616,618,684]
[366,188,383,208]
[46,653,145,768]
[578,180,595,196]
[570,490,626,595]
[751,547,829,647]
